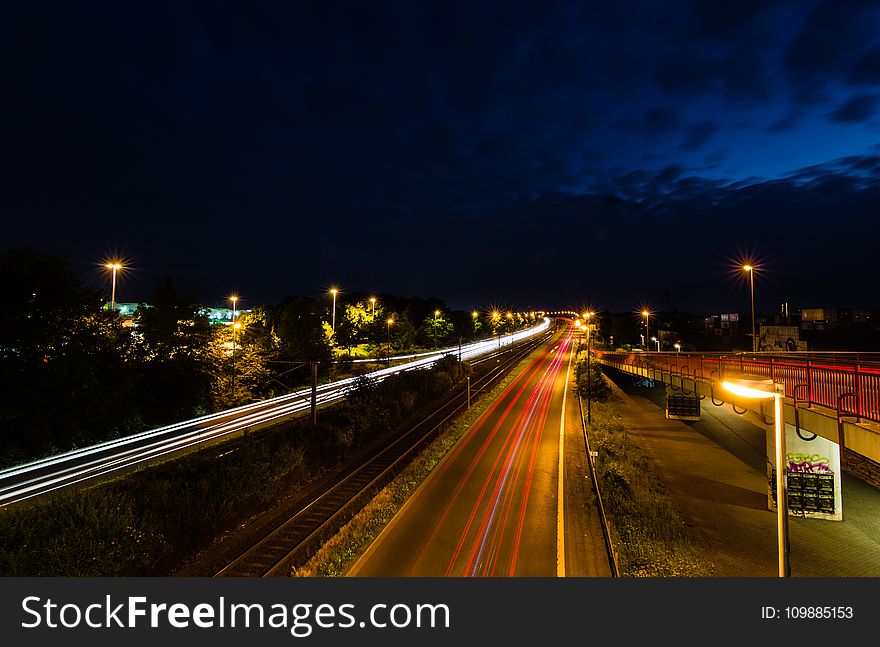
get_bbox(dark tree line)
[0,248,536,468]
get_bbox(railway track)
[213,329,555,576]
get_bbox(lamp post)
[370,297,376,316]
[722,376,789,577]
[584,312,593,425]
[105,262,123,311]
[493,311,500,347]
[651,336,660,352]
[387,317,393,344]
[642,310,650,351]
[744,265,756,353]
[231,322,242,398]
[330,288,338,333]
[229,295,240,397]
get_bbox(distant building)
[104,302,249,326]
[704,312,740,336]
[800,307,879,331]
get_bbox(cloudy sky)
[5,1,879,314]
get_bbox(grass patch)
[586,398,712,577]
[292,348,541,577]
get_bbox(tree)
[273,297,332,363]
[0,248,142,466]
[419,312,455,348]
[135,276,213,424]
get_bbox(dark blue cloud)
[828,94,877,123]
[3,0,879,311]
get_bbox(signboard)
[666,393,701,420]
[767,423,842,521]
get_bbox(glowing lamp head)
[642,310,649,317]
[721,375,776,400]
[233,322,242,330]
[105,262,122,270]
[472,311,479,318]
[387,318,394,325]
[330,288,338,296]
[743,265,752,272]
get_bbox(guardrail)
[594,351,880,425]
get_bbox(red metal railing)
[594,351,880,424]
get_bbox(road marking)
[557,335,574,577]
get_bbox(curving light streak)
[0,318,551,506]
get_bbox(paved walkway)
[605,374,880,577]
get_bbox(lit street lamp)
[387,317,394,344]
[330,288,338,332]
[104,262,123,311]
[642,310,650,351]
[370,297,376,315]
[651,336,660,352]
[743,265,757,353]
[229,295,240,397]
[231,322,242,397]
[722,376,789,577]
[674,343,681,352]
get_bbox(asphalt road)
[350,322,610,576]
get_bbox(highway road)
[0,319,550,507]
[349,321,608,576]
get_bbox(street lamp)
[104,262,123,311]
[492,311,500,347]
[370,297,376,315]
[744,265,756,353]
[651,336,660,352]
[231,321,242,398]
[674,343,681,352]
[229,295,240,397]
[387,317,394,344]
[329,288,338,332]
[722,376,789,577]
[642,310,650,351]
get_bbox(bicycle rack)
[709,370,725,406]
[693,368,706,400]
[792,383,817,441]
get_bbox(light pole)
[722,376,789,577]
[642,310,650,351]
[651,336,660,352]
[370,297,376,316]
[330,288,338,333]
[584,313,594,425]
[231,322,242,396]
[434,309,441,348]
[743,265,757,353]
[674,343,681,352]
[105,262,123,311]
[493,311,500,347]
[387,317,393,344]
[229,295,239,398]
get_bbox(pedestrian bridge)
[594,350,880,520]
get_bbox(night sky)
[5,1,880,315]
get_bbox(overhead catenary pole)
[310,361,318,430]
